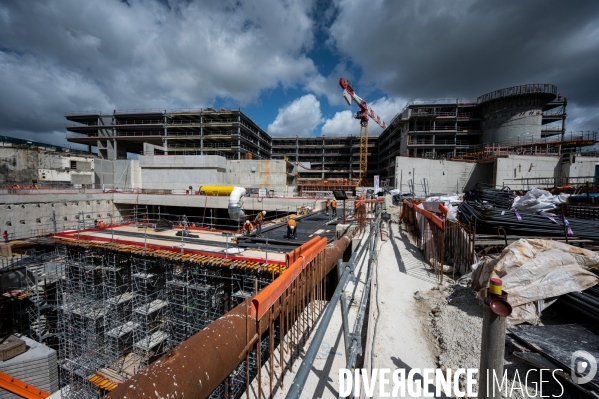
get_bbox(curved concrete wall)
[481,107,543,144]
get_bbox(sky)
[1,0,599,149]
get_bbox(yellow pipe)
[199,185,236,196]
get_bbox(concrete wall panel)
[394,157,485,195]
[494,155,560,189]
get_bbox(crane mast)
[339,78,387,187]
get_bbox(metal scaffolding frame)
[45,239,278,398]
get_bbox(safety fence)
[401,199,476,282]
[444,220,476,278]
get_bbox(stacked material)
[466,185,515,208]
[459,185,599,244]
[560,285,599,323]
[510,324,599,397]
[0,336,58,399]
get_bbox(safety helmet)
[290,226,295,230]
[262,211,266,215]
[245,220,250,225]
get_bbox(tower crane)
[339,78,387,187]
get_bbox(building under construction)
[66,109,272,161]
[1,81,599,399]
[63,84,587,191]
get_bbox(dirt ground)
[415,283,578,399]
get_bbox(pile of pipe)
[459,185,599,243]
[560,285,599,323]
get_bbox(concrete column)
[322,137,325,180]
[163,113,167,156]
[237,113,241,160]
[200,112,204,155]
[561,99,567,140]
[295,136,298,163]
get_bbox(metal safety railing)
[401,199,445,282]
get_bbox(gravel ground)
[415,284,577,399]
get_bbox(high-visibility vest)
[326,200,330,208]
[244,222,254,231]
[331,200,337,208]
[255,213,264,224]
[287,219,297,228]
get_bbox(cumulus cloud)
[306,63,355,107]
[267,94,323,136]
[321,110,355,136]
[0,0,319,144]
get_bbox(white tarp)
[511,187,569,213]
[472,239,599,325]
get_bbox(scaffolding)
[58,247,105,399]
[130,257,168,368]
[45,237,281,398]
[102,251,136,380]
[165,262,225,349]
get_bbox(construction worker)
[331,198,337,217]
[286,218,297,239]
[325,198,331,216]
[254,210,266,236]
[243,220,254,235]
[2,230,8,243]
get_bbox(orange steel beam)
[403,199,445,230]
[438,203,449,216]
[252,237,327,320]
[0,370,50,399]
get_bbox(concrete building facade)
[66,109,272,160]
[377,84,568,182]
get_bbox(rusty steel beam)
[103,233,353,399]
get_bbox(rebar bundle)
[458,199,599,244]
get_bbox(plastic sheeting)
[511,188,569,213]
[472,239,599,325]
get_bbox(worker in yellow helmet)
[286,218,297,239]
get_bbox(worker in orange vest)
[3,230,8,243]
[286,218,297,239]
[254,210,266,236]
[325,199,331,216]
[243,220,255,235]
[331,199,337,217]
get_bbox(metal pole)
[478,304,507,399]
[286,267,352,399]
